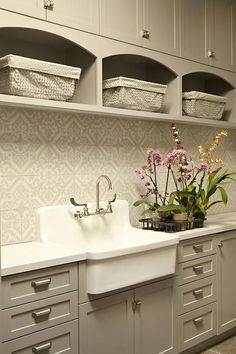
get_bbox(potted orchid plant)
[134,124,236,225]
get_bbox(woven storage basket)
[182,91,227,120]
[0,54,82,101]
[103,76,167,112]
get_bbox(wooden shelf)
[0,94,236,129]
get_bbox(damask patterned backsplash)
[0,107,236,245]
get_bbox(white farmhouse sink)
[37,200,179,294]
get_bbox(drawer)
[178,302,217,352]
[178,236,215,263]
[2,263,78,308]
[2,291,78,341]
[177,276,216,314]
[2,319,78,354]
[177,255,216,285]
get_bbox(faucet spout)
[96,175,112,212]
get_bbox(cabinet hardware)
[193,244,203,253]
[193,289,204,297]
[32,341,52,353]
[44,0,54,10]
[31,278,51,288]
[132,299,141,311]
[141,29,150,39]
[218,241,223,248]
[193,265,204,274]
[208,50,215,58]
[193,316,203,325]
[32,308,51,319]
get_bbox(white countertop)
[1,212,236,277]
[1,241,86,276]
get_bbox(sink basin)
[37,200,179,294]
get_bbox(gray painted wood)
[134,278,177,354]
[2,319,79,354]
[79,290,134,354]
[177,275,216,314]
[177,236,216,263]
[2,291,78,341]
[178,302,217,352]
[2,263,78,308]
[176,255,216,285]
[216,231,236,334]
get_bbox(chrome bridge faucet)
[70,175,117,218]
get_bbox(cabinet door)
[99,0,143,46]
[217,231,236,334]
[46,0,99,33]
[209,0,235,71]
[79,290,134,354]
[134,278,176,354]
[0,0,45,19]
[180,0,209,64]
[142,0,180,55]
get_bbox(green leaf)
[218,186,228,205]
[133,200,155,209]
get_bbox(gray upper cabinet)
[142,0,180,56]
[0,0,45,18]
[180,0,208,65]
[216,231,236,334]
[99,0,143,46]
[99,0,180,55]
[46,0,99,33]
[0,0,99,34]
[180,0,235,71]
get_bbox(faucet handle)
[70,197,87,207]
[108,193,117,204]
[107,193,117,213]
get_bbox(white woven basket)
[0,55,82,101]
[182,91,227,120]
[103,76,167,112]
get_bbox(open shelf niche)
[182,72,235,123]
[102,54,178,115]
[0,27,97,105]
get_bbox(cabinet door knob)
[218,241,223,248]
[208,50,215,58]
[44,0,54,10]
[141,29,150,39]
[132,299,141,311]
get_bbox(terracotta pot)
[173,212,188,221]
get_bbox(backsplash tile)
[0,107,236,245]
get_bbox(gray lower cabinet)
[134,279,176,354]
[2,320,79,354]
[79,277,176,354]
[216,230,236,334]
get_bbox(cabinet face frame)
[216,231,236,334]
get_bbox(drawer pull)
[193,244,203,253]
[193,265,204,274]
[32,341,52,353]
[32,308,51,319]
[31,278,51,288]
[193,316,203,325]
[193,289,204,297]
